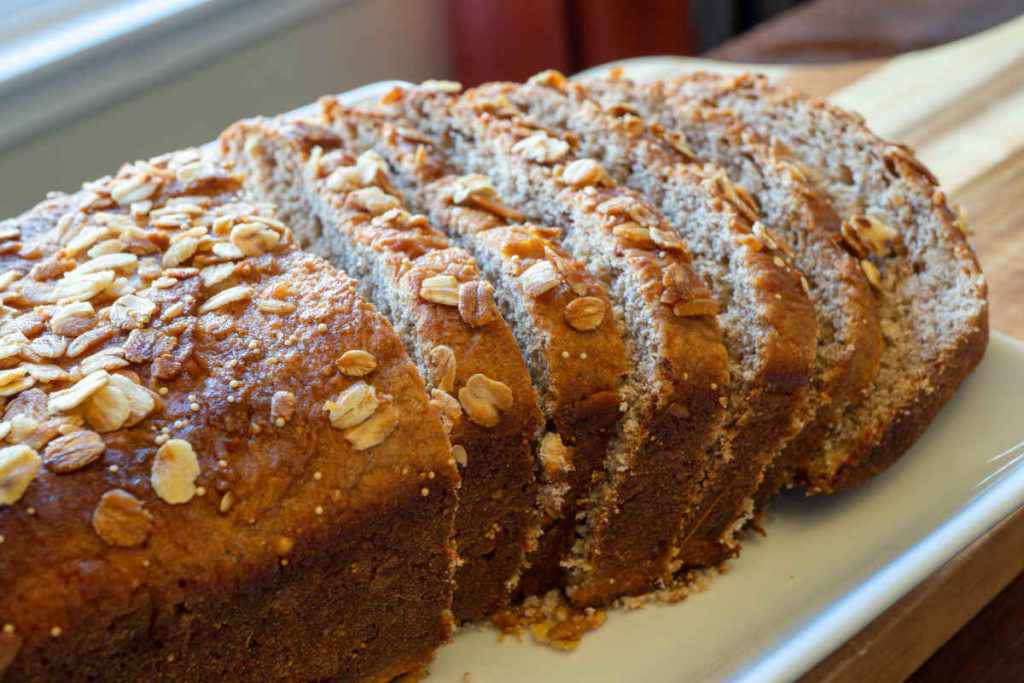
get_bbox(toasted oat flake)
[108,294,157,330]
[48,370,110,413]
[347,187,401,216]
[458,280,498,327]
[612,222,654,249]
[843,215,900,257]
[861,259,883,289]
[429,389,462,435]
[151,439,201,504]
[43,430,105,473]
[512,133,570,164]
[162,236,199,268]
[562,159,609,188]
[199,285,253,314]
[564,296,606,331]
[92,489,153,547]
[0,332,29,362]
[256,298,296,315]
[49,270,115,303]
[343,402,398,450]
[458,373,514,428]
[336,350,377,377]
[83,382,131,432]
[649,228,686,252]
[230,222,280,256]
[419,274,460,306]
[428,345,456,393]
[66,324,114,358]
[111,175,159,205]
[0,445,41,505]
[452,174,498,205]
[107,374,156,426]
[323,382,379,430]
[528,69,568,89]
[23,363,71,384]
[420,79,462,93]
[72,252,137,276]
[520,261,560,298]
[200,263,236,289]
[212,242,245,260]
[0,367,31,391]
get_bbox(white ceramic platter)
[311,81,1024,683]
[428,333,1024,682]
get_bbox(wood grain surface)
[584,13,1024,681]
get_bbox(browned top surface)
[221,115,543,451]
[0,151,455,659]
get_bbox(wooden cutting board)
[586,14,1024,682]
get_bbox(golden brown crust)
[0,151,458,681]
[219,116,544,621]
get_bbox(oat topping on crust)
[335,350,378,377]
[150,438,200,504]
[91,489,153,547]
[458,373,514,427]
[0,445,41,505]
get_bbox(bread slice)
[0,149,459,681]
[373,83,731,605]
[319,101,630,597]
[582,73,883,509]
[466,74,818,567]
[661,73,989,491]
[219,118,544,621]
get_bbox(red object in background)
[448,0,695,85]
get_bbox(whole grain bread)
[0,149,459,681]
[662,72,989,491]
[219,118,544,622]
[470,73,817,567]
[318,101,631,597]
[583,73,883,509]
[374,82,732,605]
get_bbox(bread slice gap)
[219,118,544,622]
[660,72,988,491]
[582,73,882,511]
[468,74,817,568]
[369,82,733,605]
[319,102,631,598]
[0,148,459,681]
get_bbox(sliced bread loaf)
[319,101,630,597]
[582,73,883,507]
[661,73,988,491]
[371,83,731,605]
[467,74,818,567]
[219,118,544,622]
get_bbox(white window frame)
[0,0,345,153]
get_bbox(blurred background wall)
[0,0,452,216]
[8,0,1015,217]
[0,0,816,216]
